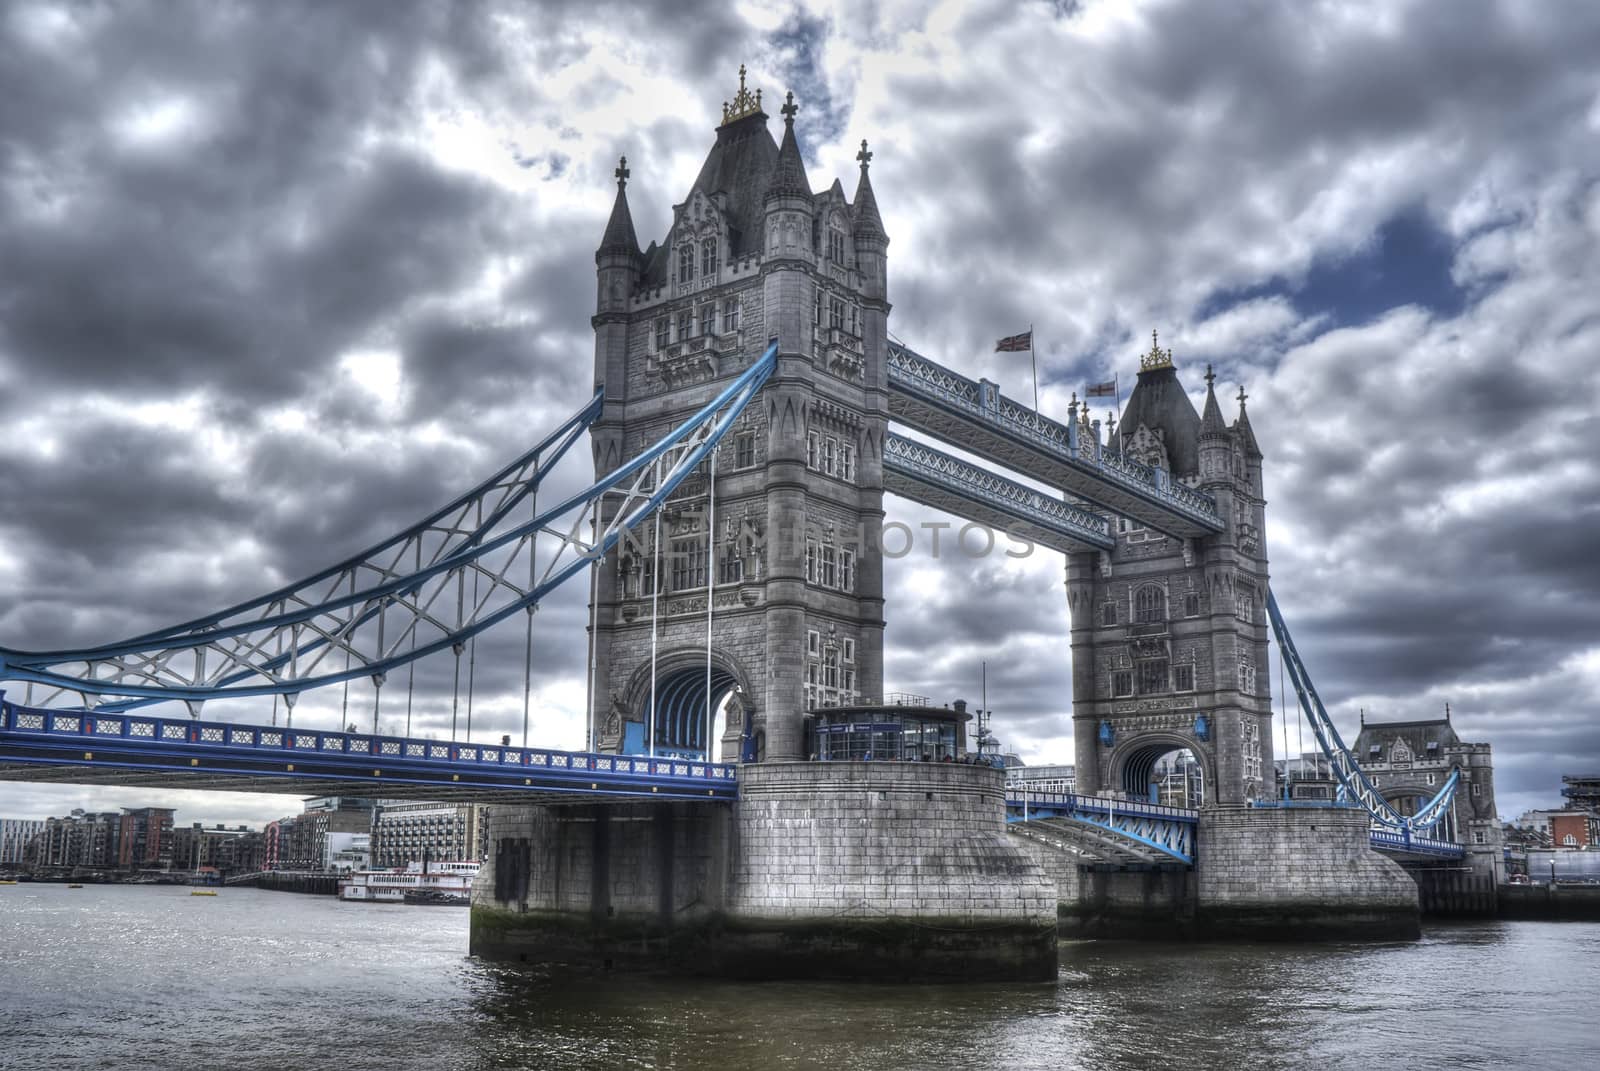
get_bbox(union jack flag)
[994,330,1032,352]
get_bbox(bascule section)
[1066,337,1272,808]
[586,68,889,766]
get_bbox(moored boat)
[338,860,478,904]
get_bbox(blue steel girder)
[886,342,1222,538]
[882,433,1114,554]
[1369,830,1466,860]
[0,695,737,804]
[1266,589,1463,835]
[0,343,778,711]
[1006,791,1196,865]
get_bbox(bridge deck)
[1007,793,1467,863]
[887,342,1223,538]
[0,701,736,804]
[883,433,1114,554]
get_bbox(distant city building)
[1546,811,1595,849]
[169,823,264,874]
[327,832,371,872]
[0,818,45,866]
[117,807,175,870]
[369,801,482,868]
[1561,774,1600,814]
[1006,764,1076,795]
[268,797,374,871]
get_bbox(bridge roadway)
[0,698,1465,862]
[1005,791,1465,863]
[0,698,736,805]
[886,341,1224,538]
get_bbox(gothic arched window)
[1134,585,1166,623]
[701,236,717,277]
[677,243,694,285]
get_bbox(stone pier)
[1195,807,1420,939]
[471,761,1058,981]
[1013,805,1422,941]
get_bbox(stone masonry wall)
[1197,806,1419,939]
[733,762,1054,924]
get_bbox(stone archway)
[619,651,754,760]
[1109,733,1212,807]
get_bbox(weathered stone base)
[1057,867,1196,940]
[1196,806,1421,941]
[471,762,1060,982]
[730,762,1058,980]
[469,905,1056,981]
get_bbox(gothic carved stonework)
[648,343,718,389]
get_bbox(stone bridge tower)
[1067,337,1272,805]
[588,69,890,763]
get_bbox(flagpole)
[1029,323,1039,422]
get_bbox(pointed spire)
[598,155,639,258]
[1233,382,1262,458]
[765,91,812,204]
[1200,362,1227,437]
[852,138,886,239]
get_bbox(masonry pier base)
[471,762,1057,982]
[1017,805,1421,941]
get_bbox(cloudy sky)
[2,0,1597,828]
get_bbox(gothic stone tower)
[1067,336,1272,805]
[588,69,890,763]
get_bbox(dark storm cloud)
[4,0,1599,828]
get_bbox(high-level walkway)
[886,341,1224,537]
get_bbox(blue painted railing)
[0,693,737,801]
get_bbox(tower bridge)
[0,70,1505,979]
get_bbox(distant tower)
[1067,336,1272,805]
[587,68,890,763]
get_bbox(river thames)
[0,883,1591,1070]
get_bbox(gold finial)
[1140,328,1174,371]
[720,64,763,127]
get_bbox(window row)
[1099,588,1220,626]
[634,538,751,593]
[813,290,861,335]
[653,298,741,349]
[1109,661,1196,697]
[806,631,857,662]
[677,237,719,285]
[805,432,855,480]
[804,541,856,591]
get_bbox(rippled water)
[0,883,1592,1070]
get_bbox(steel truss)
[1007,791,1197,864]
[1266,589,1460,834]
[882,433,1114,554]
[885,341,1223,537]
[0,342,778,712]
